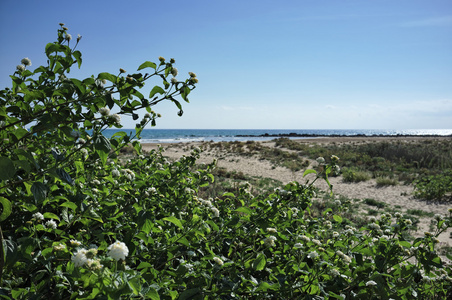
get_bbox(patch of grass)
[376,177,398,187]
[405,209,434,218]
[342,168,371,183]
[363,198,386,209]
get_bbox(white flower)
[171,67,178,77]
[53,244,66,251]
[332,231,340,238]
[368,223,380,230]
[294,243,303,249]
[70,239,82,247]
[171,77,178,84]
[211,207,220,218]
[110,114,121,125]
[311,239,321,246]
[266,227,277,233]
[21,57,31,66]
[72,249,88,267]
[213,257,224,266]
[316,157,325,164]
[99,107,110,116]
[366,280,377,286]
[331,155,339,161]
[112,169,120,177]
[263,236,277,247]
[329,269,340,277]
[86,258,102,270]
[107,241,129,261]
[77,34,82,42]
[46,220,57,229]
[299,235,310,242]
[307,251,318,259]
[65,33,72,41]
[32,212,44,221]
[92,179,101,185]
[16,64,25,72]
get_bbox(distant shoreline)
[236,133,452,138]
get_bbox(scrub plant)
[0,25,451,299]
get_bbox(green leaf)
[0,157,16,180]
[0,196,12,222]
[137,61,157,71]
[97,72,117,83]
[94,135,111,152]
[145,287,160,300]
[252,253,266,271]
[96,149,108,166]
[234,206,252,215]
[128,277,141,296]
[73,50,82,68]
[149,86,165,98]
[56,168,73,185]
[43,212,60,221]
[333,214,342,223]
[31,182,48,203]
[303,169,317,177]
[162,216,183,229]
[179,288,200,300]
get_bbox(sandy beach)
[142,137,452,249]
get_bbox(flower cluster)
[107,241,129,261]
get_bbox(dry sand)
[142,137,451,249]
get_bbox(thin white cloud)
[400,16,452,27]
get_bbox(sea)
[101,129,452,144]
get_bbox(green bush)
[1,25,451,299]
[414,171,452,201]
[376,176,398,187]
[342,168,371,183]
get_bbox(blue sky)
[1,0,451,129]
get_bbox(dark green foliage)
[414,170,452,201]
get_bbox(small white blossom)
[211,207,220,218]
[171,77,178,84]
[263,236,277,247]
[21,57,32,66]
[32,212,44,221]
[266,227,277,233]
[72,249,88,267]
[107,241,129,261]
[80,148,88,158]
[110,114,121,125]
[70,239,82,247]
[366,280,377,286]
[99,107,110,116]
[307,251,318,259]
[299,235,310,242]
[213,257,224,266]
[53,244,66,251]
[171,67,178,77]
[65,33,72,41]
[316,157,325,164]
[46,219,57,229]
[294,243,303,249]
[311,239,321,246]
[16,64,26,72]
[112,169,120,177]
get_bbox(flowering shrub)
[1,25,451,299]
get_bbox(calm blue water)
[101,129,452,143]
